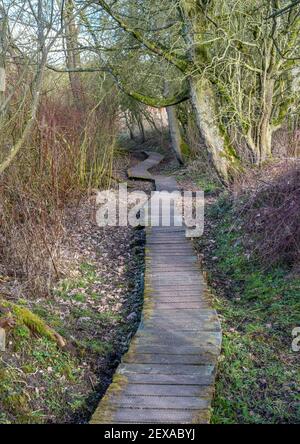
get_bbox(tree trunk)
[244,78,274,165]
[257,78,274,163]
[64,0,84,110]
[0,8,7,109]
[137,117,146,143]
[166,105,184,164]
[0,51,47,174]
[124,112,135,140]
[245,130,260,165]
[189,77,239,184]
[179,1,240,183]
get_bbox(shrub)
[236,163,300,269]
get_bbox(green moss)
[192,409,211,424]
[22,363,36,374]
[195,45,209,64]
[111,373,129,391]
[180,140,191,157]
[1,300,57,343]
[2,393,31,423]
[129,89,189,109]
[14,306,56,342]
[219,125,240,162]
[272,96,295,127]
[90,374,129,424]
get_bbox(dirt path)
[90,152,222,424]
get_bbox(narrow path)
[90,152,221,424]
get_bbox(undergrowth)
[196,193,300,424]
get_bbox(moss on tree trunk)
[166,105,185,164]
[189,77,240,184]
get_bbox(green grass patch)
[0,335,85,424]
[196,177,219,193]
[54,263,99,300]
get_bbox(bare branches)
[267,1,300,19]
[95,0,190,72]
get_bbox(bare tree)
[0,5,7,108]
[64,0,85,109]
[0,0,88,174]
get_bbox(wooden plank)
[144,310,217,321]
[149,282,205,287]
[147,258,198,264]
[91,408,210,424]
[131,345,220,356]
[149,281,204,287]
[123,353,216,365]
[118,373,214,386]
[149,295,210,302]
[149,272,203,279]
[152,302,211,310]
[143,319,221,331]
[108,395,210,410]
[149,287,204,293]
[118,364,214,376]
[150,288,205,293]
[133,332,222,347]
[120,384,213,398]
[143,314,218,323]
[147,238,190,243]
[150,298,205,304]
[149,264,200,269]
[144,308,215,317]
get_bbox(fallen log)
[0,299,66,349]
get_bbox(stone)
[0,327,6,352]
[126,312,137,322]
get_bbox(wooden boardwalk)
[90,152,221,424]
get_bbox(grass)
[0,261,129,423]
[0,335,85,424]
[196,177,219,193]
[196,195,300,424]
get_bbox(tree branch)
[46,64,109,73]
[96,0,190,72]
[267,0,300,18]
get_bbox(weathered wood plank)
[123,353,216,365]
[91,408,210,424]
[133,331,222,347]
[152,302,211,310]
[144,309,217,320]
[130,344,220,356]
[118,373,214,386]
[120,384,213,398]
[118,363,215,376]
[108,396,210,410]
[142,319,221,331]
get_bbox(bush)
[236,163,300,269]
[0,78,118,296]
